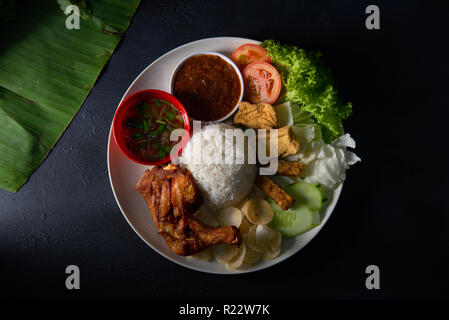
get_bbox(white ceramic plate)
[107,37,342,274]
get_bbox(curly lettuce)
[262,39,352,143]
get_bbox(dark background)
[1,0,448,300]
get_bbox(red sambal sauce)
[173,54,241,121]
[122,98,184,162]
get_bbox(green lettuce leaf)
[290,102,315,125]
[262,39,352,143]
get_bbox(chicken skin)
[135,164,241,256]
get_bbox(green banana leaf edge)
[0,0,140,192]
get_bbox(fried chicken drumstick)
[135,164,241,256]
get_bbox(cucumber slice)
[287,182,324,211]
[268,182,324,237]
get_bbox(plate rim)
[107,36,343,274]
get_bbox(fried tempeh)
[255,175,295,210]
[276,160,304,177]
[234,101,279,129]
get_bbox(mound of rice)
[180,123,256,210]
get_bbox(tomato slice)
[242,62,282,104]
[231,44,271,70]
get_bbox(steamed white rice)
[180,123,256,210]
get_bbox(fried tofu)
[234,101,279,129]
[259,126,301,158]
[255,176,295,210]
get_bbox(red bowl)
[112,89,191,166]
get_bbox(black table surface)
[1,0,448,300]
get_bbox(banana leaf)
[0,0,140,192]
